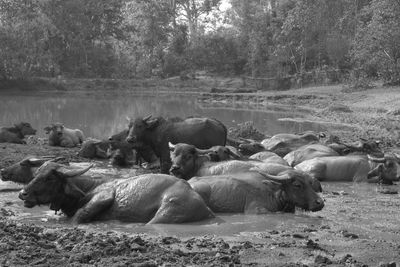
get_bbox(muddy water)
[2,179,399,242]
[0,94,326,139]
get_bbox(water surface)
[0,93,326,139]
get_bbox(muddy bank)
[2,82,400,266]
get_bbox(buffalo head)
[238,142,265,156]
[19,161,92,209]
[259,170,324,212]
[367,154,400,184]
[44,123,64,137]
[15,122,37,136]
[169,143,210,180]
[126,115,159,146]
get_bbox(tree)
[353,0,400,84]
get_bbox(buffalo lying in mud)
[106,141,135,167]
[284,144,339,167]
[18,161,214,224]
[44,123,85,147]
[0,157,66,184]
[295,154,400,184]
[169,143,322,192]
[0,122,37,144]
[126,116,227,173]
[188,171,324,213]
[78,139,110,159]
[249,151,289,166]
[109,128,158,166]
[238,132,321,157]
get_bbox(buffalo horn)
[195,148,215,155]
[143,115,152,121]
[367,154,386,163]
[168,142,176,151]
[57,164,93,178]
[252,169,292,184]
[227,148,241,159]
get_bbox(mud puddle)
[3,179,399,243]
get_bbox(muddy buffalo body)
[169,143,322,192]
[295,154,400,184]
[0,122,37,144]
[126,116,227,173]
[0,157,66,184]
[188,171,324,213]
[18,161,214,224]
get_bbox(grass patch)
[0,78,66,91]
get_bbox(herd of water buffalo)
[1,116,399,224]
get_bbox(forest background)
[1,0,399,88]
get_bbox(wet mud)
[2,85,400,266]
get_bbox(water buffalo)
[0,157,65,184]
[188,171,324,213]
[249,151,289,166]
[284,144,339,167]
[197,145,242,162]
[126,116,227,173]
[0,122,37,144]
[261,133,321,157]
[44,123,85,147]
[109,128,158,166]
[168,143,322,192]
[18,161,214,224]
[295,154,400,184]
[78,139,110,159]
[106,141,135,167]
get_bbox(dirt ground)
[1,82,400,266]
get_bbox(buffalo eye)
[292,181,302,188]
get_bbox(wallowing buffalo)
[78,139,110,159]
[18,161,214,224]
[0,157,66,184]
[109,128,158,166]
[0,122,37,144]
[126,116,227,173]
[169,143,322,192]
[188,171,324,213]
[44,123,85,147]
[295,154,400,184]
[283,143,339,167]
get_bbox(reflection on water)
[0,94,326,139]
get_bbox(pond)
[0,93,326,139]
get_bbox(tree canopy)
[0,0,398,84]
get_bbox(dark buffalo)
[197,145,242,162]
[109,128,158,166]
[106,141,135,167]
[295,154,400,184]
[44,123,85,147]
[18,161,214,224]
[168,143,322,192]
[188,171,324,213]
[0,122,36,144]
[284,143,339,167]
[0,157,65,184]
[78,139,110,159]
[126,116,227,173]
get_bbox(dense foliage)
[0,0,398,84]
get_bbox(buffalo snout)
[126,135,135,143]
[311,197,324,212]
[18,189,28,200]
